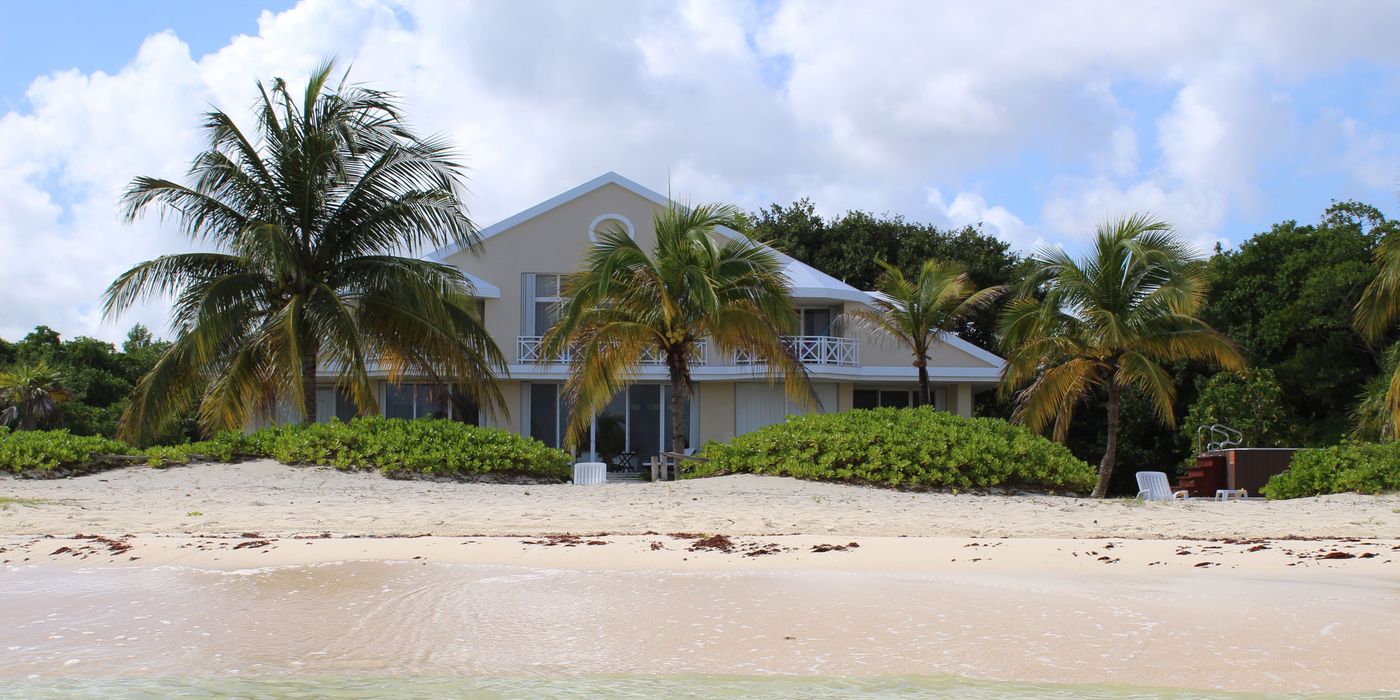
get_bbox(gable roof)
[426,172,665,263]
[425,171,869,303]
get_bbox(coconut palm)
[0,361,70,430]
[104,60,504,443]
[1353,230,1400,432]
[999,214,1244,498]
[542,202,812,454]
[848,259,1004,406]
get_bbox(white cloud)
[926,188,1037,250]
[4,0,1400,341]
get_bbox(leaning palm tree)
[105,60,504,443]
[1354,230,1400,432]
[542,202,812,454]
[0,361,70,430]
[848,259,1004,406]
[999,214,1244,498]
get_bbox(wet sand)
[3,462,1399,694]
[2,553,1398,694]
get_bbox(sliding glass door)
[526,382,693,461]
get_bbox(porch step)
[606,472,648,483]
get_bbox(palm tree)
[542,202,812,454]
[847,259,1004,406]
[0,361,70,430]
[1354,230,1400,432]
[999,214,1244,498]
[104,60,504,443]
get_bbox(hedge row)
[692,407,1096,492]
[0,418,573,481]
[1263,441,1400,499]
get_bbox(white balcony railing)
[734,335,860,367]
[517,336,707,365]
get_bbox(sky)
[2,0,1399,343]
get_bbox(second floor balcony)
[734,335,860,367]
[518,334,858,368]
[517,336,709,366]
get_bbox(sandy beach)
[2,460,1398,539]
[3,462,1400,695]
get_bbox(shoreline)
[4,536,1399,694]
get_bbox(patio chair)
[1135,471,1188,501]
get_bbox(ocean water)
[2,562,1397,698]
[2,676,1397,700]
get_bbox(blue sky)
[2,0,1399,341]
[0,2,294,111]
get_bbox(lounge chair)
[1135,471,1188,501]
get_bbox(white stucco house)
[313,172,1004,461]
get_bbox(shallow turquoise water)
[1,675,1396,699]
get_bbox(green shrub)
[2,418,572,481]
[234,417,572,480]
[692,407,1095,492]
[1262,441,1400,499]
[0,425,134,472]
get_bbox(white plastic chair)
[1135,471,1188,501]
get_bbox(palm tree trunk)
[916,361,931,407]
[1092,381,1120,498]
[301,342,319,426]
[669,373,688,455]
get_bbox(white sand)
[2,459,1397,539]
[4,462,1400,694]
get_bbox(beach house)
[312,172,1004,459]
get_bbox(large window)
[526,382,693,459]
[384,383,451,421]
[524,273,565,337]
[854,387,946,410]
[800,307,835,336]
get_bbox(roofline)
[426,171,668,262]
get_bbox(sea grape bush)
[1262,441,1400,499]
[0,425,134,472]
[2,418,572,480]
[691,407,1095,492]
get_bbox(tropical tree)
[542,203,812,454]
[847,259,1004,406]
[104,60,504,443]
[999,214,1245,498]
[0,361,70,430]
[1352,214,1400,434]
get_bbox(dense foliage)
[1,418,572,480]
[1204,202,1394,444]
[0,325,176,439]
[692,407,1095,492]
[0,426,134,472]
[1182,369,1290,451]
[1262,441,1400,499]
[746,200,1021,351]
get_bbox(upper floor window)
[524,273,566,336]
[799,307,836,336]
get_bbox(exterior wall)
[442,183,665,361]
[697,382,735,444]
